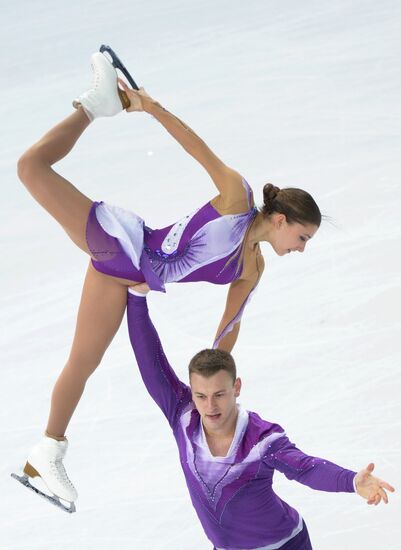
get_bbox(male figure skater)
[127,288,394,550]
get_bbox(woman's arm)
[118,80,245,200]
[215,317,241,353]
[214,254,264,351]
[214,278,253,352]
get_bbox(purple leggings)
[213,521,313,550]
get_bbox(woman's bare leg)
[17,108,94,253]
[46,263,128,437]
[18,110,142,436]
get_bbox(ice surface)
[1,1,400,548]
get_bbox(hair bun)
[263,183,280,209]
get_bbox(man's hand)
[129,283,150,295]
[354,463,395,505]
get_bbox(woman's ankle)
[45,430,67,442]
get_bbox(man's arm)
[264,435,395,504]
[264,434,357,493]
[127,290,192,428]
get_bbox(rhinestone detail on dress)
[161,208,199,254]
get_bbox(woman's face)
[269,215,319,256]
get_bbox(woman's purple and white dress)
[86,178,258,347]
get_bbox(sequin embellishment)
[161,208,199,254]
[144,242,191,262]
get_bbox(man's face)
[190,370,241,434]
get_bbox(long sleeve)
[263,434,356,493]
[127,293,192,428]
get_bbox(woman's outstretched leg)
[17,50,125,254]
[17,108,93,253]
[23,263,128,507]
[46,262,128,437]
[16,52,132,509]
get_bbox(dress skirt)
[86,200,166,292]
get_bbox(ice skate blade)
[11,473,76,514]
[100,44,139,90]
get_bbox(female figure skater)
[15,48,320,511]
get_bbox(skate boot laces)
[90,58,103,92]
[50,458,76,490]
[73,52,123,120]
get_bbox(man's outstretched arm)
[264,434,394,504]
[127,289,192,428]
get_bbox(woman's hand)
[354,463,395,505]
[118,79,154,112]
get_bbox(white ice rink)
[1,1,400,548]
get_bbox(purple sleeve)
[264,435,356,493]
[127,293,192,428]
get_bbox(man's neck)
[203,408,239,456]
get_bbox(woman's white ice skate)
[73,50,130,121]
[11,435,77,513]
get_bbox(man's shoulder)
[247,410,285,438]
[236,411,286,461]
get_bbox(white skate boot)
[73,51,129,121]
[12,435,77,513]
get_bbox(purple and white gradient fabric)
[86,178,259,345]
[127,293,357,550]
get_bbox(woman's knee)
[65,354,103,380]
[17,149,47,188]
[17,151,32,185]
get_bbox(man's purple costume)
[127,293,357,550]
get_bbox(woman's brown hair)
[262,184,321,227]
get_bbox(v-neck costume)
[86,178,258,347]
[127,294,357,550]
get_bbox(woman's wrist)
[145,100,169,118]
[144,98,161,114]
